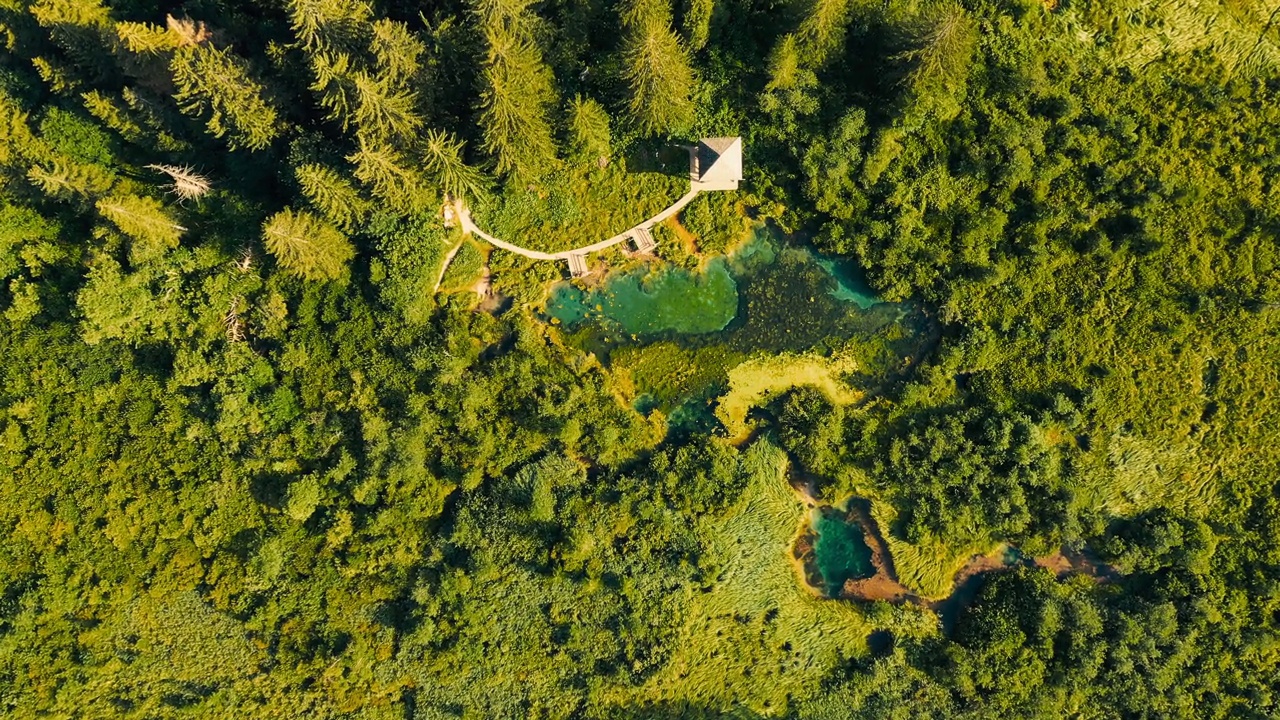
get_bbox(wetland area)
[544,224,938,432]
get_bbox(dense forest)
[1,0,1280,716]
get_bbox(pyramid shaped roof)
[695,137,743,185]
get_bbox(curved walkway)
[454,188,703,262]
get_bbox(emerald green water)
[546,257,738,335]
[544,223,937,432]
[813,511,875,595]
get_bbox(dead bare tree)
[147,164,212,201]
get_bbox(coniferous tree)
[473,0,559,180]
[309,51,359,129]
[147,164,211,201]
[96,194,185,257]
[370,18,424,87]
[170,44,281,150]
[287,0,372,52]
[295,163,370,231]
[683,0,714,51]
[621,0,695,135]
[760,34,819,127]
[28,158,114,200]
[898,4,977,118]
[794,0,852,64]
[351,71,421,142]
[566,95,611,163]
[421,129,488,201]
[348,141,433,213]
[261,207,354,281]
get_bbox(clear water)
[813,511,876,595]
[544,223,936,432]
[545,225,883,337]
[546,257,738,335]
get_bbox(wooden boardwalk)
[448,138,742,279]
[454,188,702,276]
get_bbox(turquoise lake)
[543,223,938,433]
[545,225,893,339]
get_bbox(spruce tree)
[621,0,695,135]
[421,129,488,201]
[28,159,114,200]
[794,0,851,65]
[96,194,185,257]
[348,142,433,213]
[566,95,611,163]
[761,34,819,125]
[370,18,424,87]
[287,0,372,53]
[295,163,370,231]
[351,71,421,142]
[261,207,354,281]
[683,0,714,51]
[170,44,281,150]
[473,0,559,180]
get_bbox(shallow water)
[545,224,936,431]
[546,257,738,335]
[813,510,876,595]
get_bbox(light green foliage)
[295,162,371,230]
[170,44,280,150]
[621,0,696,134]
[115,19,183,54]
[473,0,559,179]
[368,212,449,323]
[794,0,851,65]
[261,207,354,280]
[96,194,185,259]
[680,190,747,254]
[27,157,114,199]
[439,238,485,291]
[565,94,611,162]
[683,0,714,50]
[350,70,421,141]
[348,141,434,213]
[472,157,686,253]
[2,0,1280,717]
[762,34,820,125]
[896,4,977,119]
[287,0,373,52]
[421,129,488,200]
[801,107,867,220]
[1105,0,1280,75]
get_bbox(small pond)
[812,510,876,595]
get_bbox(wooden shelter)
[689,137,743,191]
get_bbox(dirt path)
[433,238,466,293]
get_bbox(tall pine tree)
[472,0,558,180]
[621,0,695,135]
[261,207,354,281]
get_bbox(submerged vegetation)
[0,0,1279,717]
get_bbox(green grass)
[471,158,687,255]
[869,499,984,599]
[716,353,861,440]
[598,442,877,715]
[439,239,486,292]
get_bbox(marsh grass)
[603,442,876,714]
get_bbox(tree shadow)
[623,140,692,177]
